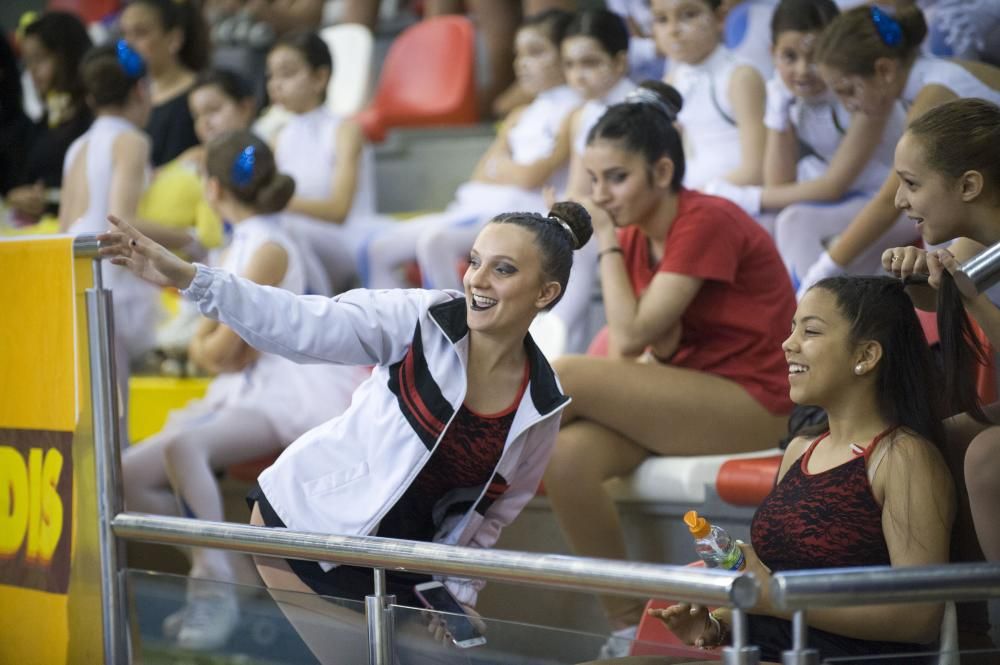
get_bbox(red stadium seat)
[227,453,279,485]
[715,454,783,507]
[355,15,478,142]
[47,0,121,24]
[631,561,723,658]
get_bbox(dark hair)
[80,45,142,109]
[489,201,593,310]
[0,29,24,126]
[272,30,333,72]
[907,98,1000,198]
[205,130,295,214]
[562,9,629,56]
[770,0,839,42]
[587,80,686,191]
[126,0,210,71]
[810,276,946,446]
[936,275,990,422]
[191,68,255,105]
[815,4,927,76]
[521,8,573,46]
[22,11,93,111]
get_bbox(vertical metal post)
[87,257,130,664]
[782,610,818,665]
[366,567,396,665]
[722,608,760,665]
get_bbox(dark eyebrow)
[799,315,826,324]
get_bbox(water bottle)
[684,510,746,571]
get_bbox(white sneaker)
[176,587,240,651]
[162,606,186,639]
[596,624,638,659]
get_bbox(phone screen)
[414,584,485,647]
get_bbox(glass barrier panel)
[824,648,1000,664]
[128,568,720,664]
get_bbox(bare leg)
[965,427,1000,561]
[544,356,788,627]
[250,506,456,665]
[341,0,382,29]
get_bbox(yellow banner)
[0,236,103,664]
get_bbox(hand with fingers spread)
[647,603,720,648]
[98,215,198,289]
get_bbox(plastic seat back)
[47,0,120,24]
[320,23,374,116]
[356,15,478,142]
[631,561,723,658]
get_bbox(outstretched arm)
[99,215,429,367]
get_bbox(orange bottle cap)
[684,510,710,538]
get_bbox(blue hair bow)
[232,146,256,186]
[116,39,146,79]
[870,6,903,48]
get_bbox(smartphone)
[413,581,487,648]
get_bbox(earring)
[854,364,865,375]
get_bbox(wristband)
[598,246,623,260]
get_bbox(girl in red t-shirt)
[543,80,797,636]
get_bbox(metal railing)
[771,563,1000,664]
[81,237,1000,665]
[80,237,763,665]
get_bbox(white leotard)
[903,55,1000,106]
[671,46,748,190]
[274,106,386,294]
[64,115,160,360]
[573,77,636,156]
[179,214,366,442]
[792,95,907,194]
[507,84,581,194]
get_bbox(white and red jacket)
[181,265,570,605]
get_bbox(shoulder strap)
[708,72,737,127]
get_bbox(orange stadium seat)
[355,15,478,142]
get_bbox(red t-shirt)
[619,189,795,415]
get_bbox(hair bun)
[548,201,593,250]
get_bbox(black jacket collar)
[429,297,569,416]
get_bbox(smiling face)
[514,25,564,96]
[892,131,967,246]
[783,287,866,407]
[651,0,721,66]
[463,223,559,337]
[583,138,672,228]
[773,30,826,100]
[189,84,254,144]
[266,46,328,113]
[561,36,625,101]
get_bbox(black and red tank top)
[750,429,895,572]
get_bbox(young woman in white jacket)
[99,200,592,662]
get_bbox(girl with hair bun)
[120,0,210,166]
[59,42,162,437]
[119,129,368,652]
[797,3,1000,296]
[542,79,795,655]
[99,196,593,662]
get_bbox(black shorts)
[247,485,431,607]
